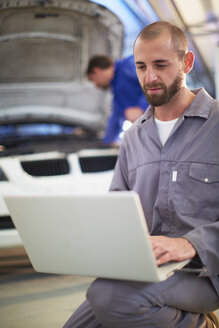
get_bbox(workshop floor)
[0,246,94,328]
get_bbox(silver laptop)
[4,192,189,282]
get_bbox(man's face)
[88,67,112,90]
[142,70,184,107]
[134,34,185,107]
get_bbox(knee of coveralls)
[86,278,211,328]
[86,278,183,327]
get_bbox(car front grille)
[79,155,117,173]
[21,158,70,177]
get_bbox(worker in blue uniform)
[86,55,149,144]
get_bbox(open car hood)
[0,82,111,132]
[0,0,123,131]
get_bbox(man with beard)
[63,21,219,328]
[86,55,149,144]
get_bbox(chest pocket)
[189,163,219,184]
[170,163,219,219]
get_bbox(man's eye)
[137,65,146,70]
[156,64,168,68]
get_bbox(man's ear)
[183,51,195,74]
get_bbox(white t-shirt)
[155,117,179,146]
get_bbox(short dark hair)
[86,55,113,75]
[135,21,188,59]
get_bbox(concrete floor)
[0,246,94,328]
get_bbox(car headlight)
[0,167,8,181]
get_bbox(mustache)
[143,82,165,89]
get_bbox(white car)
[0,146,118,247]
[0,0,123,247]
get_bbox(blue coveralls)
[102,55,149,144]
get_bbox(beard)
[142,71,184,107]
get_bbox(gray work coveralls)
[63,88,219,328]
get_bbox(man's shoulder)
[123,114,148,140]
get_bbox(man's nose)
[144,68,157,84]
